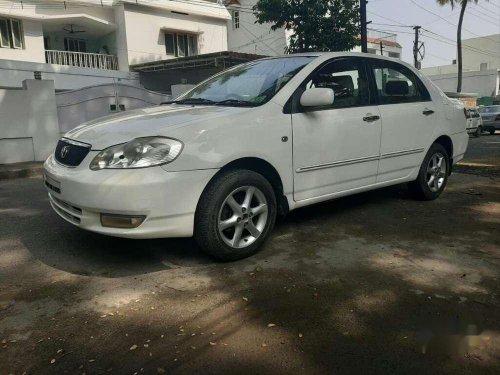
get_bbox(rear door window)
[369,60,430,105]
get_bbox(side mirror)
[300,88,334,108]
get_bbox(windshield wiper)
[173,98,216,105]
[215,99,255,107]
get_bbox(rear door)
[368,59,435,182]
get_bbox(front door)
[368,60,435,182]
[292,58,382,202]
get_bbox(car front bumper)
[43,153,217,239]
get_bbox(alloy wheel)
[218,186,268,249]
[426,152,447,193]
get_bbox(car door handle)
[423,108,435,116]
[363,114,380,123]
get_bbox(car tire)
[194,169,277,261]
[473,126,481,138]
[489,129,496,135]
[409,143,450,201]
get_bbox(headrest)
[386,80,409,95]
[330,75,354,92]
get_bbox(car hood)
[64,104,247,150]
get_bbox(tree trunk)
[456,1,467,93]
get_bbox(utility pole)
[379,41,384,56]
[360,0,368,53]
[413,26,421,69]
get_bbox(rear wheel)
[409,143,449,201]
[490,129,496,135]
[194,169,277,261]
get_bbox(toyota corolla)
[44,53,468,260]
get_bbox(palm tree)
[436,0,480,93]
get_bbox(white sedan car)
[44,53,468,260]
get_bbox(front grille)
[55,138,91,167]
[49,194,82,224]
[51,201,81,224]
[51,195,82,215]
[45,179,61,194]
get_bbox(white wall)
[1,1,230,72]
[0,80,59,163]
[462,34,500,71]
[113,3,130,71]
[226,1,287,56]
[56,83,171,133]
[0,18,45,63]
[426,69,500,97]
[351,30,402,59]
[352,43,402,58]
[0,3,116,64]
[123,3,228,66]
[422,34,500,76]
[1,2,116,24]
[0,59,140,90]
[0,78,173,164]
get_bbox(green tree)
[436,0,481,92]
[253,0,361,53]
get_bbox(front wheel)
[194,169,277,261]
[473,126,482,138]
[409,143,450,201]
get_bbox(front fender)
[161,103,294,195]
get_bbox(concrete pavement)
[0,162,43,180]
[0,137,499,374]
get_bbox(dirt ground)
[1,136,499,374]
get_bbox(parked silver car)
[478,105,500,135]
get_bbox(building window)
[64,37,87,53]
[232,11,240,29]
[0,18,24,49]
[165,32,197,57]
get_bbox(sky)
[367,0,500,68]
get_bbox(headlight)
[90,137,183,170]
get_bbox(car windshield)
[174,57,315,106]
[478,106,500,114]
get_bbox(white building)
[224,0,287,56]
[421,34,500,98]
[352,30,402,59]
[0,0,230,89]
[422,34,500,76]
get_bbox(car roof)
[271,51,399,61]
[263,52,413,69]
[479,105,500,112]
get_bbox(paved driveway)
[1,137,499,374]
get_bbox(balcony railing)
[45,50,118,70]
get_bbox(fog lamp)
[100,214,146,228]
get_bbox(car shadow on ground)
[1,175,499,374]
[1,176,409,278]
